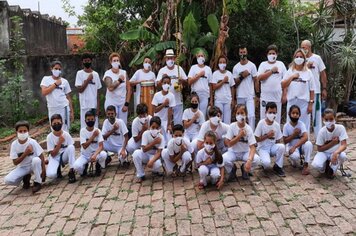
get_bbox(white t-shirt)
[211,70,235,103]
[282,68,315,102]
[233,61,258,99]
[155,65,187,105]
[141,130,165,155]
[188,64,213,98]
[102,118,128,147]
[47,131,74,157]
[182,108,205,136]
[167,137,194,156]
[257,61,286,102]
[10,138,44,167]
[40,76,71,108]
[103,69,128,106]
[130,69,156,100]
[306,54,326,93]
[80,127,104,157]
[75,70,102,109]
[131,115,152,138]
[196,149,224,168]
[254,119,283,149]
[225,123,256,153]
[197,120,229,142]
[316,124,348,154]
[151,91,176,122]
[282,121,308,147]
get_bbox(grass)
[0,127,14,139]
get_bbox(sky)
[7,0,88,26]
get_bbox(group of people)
[3,40,348,193]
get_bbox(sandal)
[198,182,205,190]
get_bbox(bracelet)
[124,102,129,106]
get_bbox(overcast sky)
[7,0,88,26]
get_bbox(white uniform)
[127,115,152,154]
[306,54,326,137]
[196,120,229,154]
[103,69,129,124]
[73,128,107,175]
[182,108,205,141]
[4,138,43,186]
[312,124,348,174]
[283,121,313,165]
[196,149,224,186]
[254,119,285,168]
[102,118,129,163]
[75,70,102,129]
[223,123,261,174]
[46,131,76,179]
[233,61,258,130]
[40,76,72,132]
[257,61,286,124]
[188,64,213,117]
[211,70,235,124]
[130,69,156,113]
[132,130,164,178]
[283,68,315,133]
[156,65,187,125]
[162,137,193,174]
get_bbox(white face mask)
[52,69,61,77]
[324,120,335,129]
[294,57,304,65]
[150,129,160,137]
[197,57,205,65]
[174,137,183,145]
[218,63,226,71]
[139,117,147,124]
[266,113,276,122]
[204,143,215,152]
[236,115,246,123]
[17,132,29,141]
[143,63,151,70]
[267,54,277,63]
[111,61,120,69]
[162,84,170,92]
[210,116,220,126]
[166,59,175,67]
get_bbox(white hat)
[165,49,175,57]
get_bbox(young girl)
[223,105,261,181]
[196,131,225,190]
[182,92,205,142]
[211,55,236,124]
[283,105,313,175]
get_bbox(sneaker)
[273,164,286,177]
[122,161,130,168]
[241,163,250,180]
[32,182,41,193]
[68,169,76,183]
[227,164,237,182]
[152,171,164,177]
[57,166,63,179]
[22,174,31,189]
[81,164,88,177]
[302,163,310,175]
[105,156,112,168]
[186,160,193,173]
[176,166,186,177]
[135,176,146,183]
[325,160,334,179]
[95,162,102,176]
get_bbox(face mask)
[17,132,29,141]
[236,115,246,123]
[139,117,147,124]
[240,54,247,60]
[324,120,335,129]
[150,129,160,137]
[111,62,120,69]
[166,60,174,67]
[162,84,170,92]
[204,143,215,152]
[143,63,151,70]
[294,57,304,65]
[83,62,91,69]
[52,123,62,132]
[86,120,95,128]
[218,63,226,71]
[290,117,299,123]
[197,57,205,65]
[175,137,183,145]
[210,116,220,126]
[267,55,277,63]
[52,69,61,77]
[191,103,199,109]
[266,113,276,122]
[108,117,116,124]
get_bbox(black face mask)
[83,62,92,69]
[240,54,247,60]
[52,123,62,132]
[191,103,199,109]
[290,117,299,123]
[108,117,116,124]
[86,120,95,127]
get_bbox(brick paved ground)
[0,131,355,235]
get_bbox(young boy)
[46,114,76,183]
[312,108,348,179]
[4,121,45,193]
[254,102,286,177]
[73,111,107,177]
[132,116,164,182]
[102,105,129,167]
[162,124,194,177]
[126,103,152,154]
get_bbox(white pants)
[133,91,140,114]
[126,137,141,154]
[312,93,322,137]
[195,92,209,118]
[132,150,162,178]
[311,152,347,174]
[73,151,107,174]
[103,142,128,163]
[223,150,261,173]
[258,143,285,168]
[287,98,310,134]
[80,108,99,130]
[215,101,231,124]
[162,149,192,174]
[4,157,42,185]
[160,120,171,147]
[104,102,128,125]
[173,104,183,125]
[184,132,199,142]
[46,145,76,179]
[48,106,70,132]
[237,98,255,131]
[260,100,282,125]
[288,141,313,165]
[198,164,221,186]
